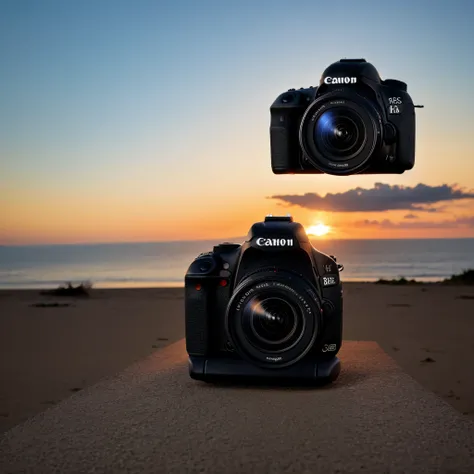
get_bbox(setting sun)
[306,223,331,237]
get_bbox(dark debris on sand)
[30,303,73,308]
[40,282,92,297]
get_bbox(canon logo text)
[256,237,294,247]
[323,76,357,84]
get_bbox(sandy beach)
[0,283,473,433]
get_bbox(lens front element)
[245,296,302,351]
[314,109,365,159]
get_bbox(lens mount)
[225,271,321,369]
[299,92,382,175]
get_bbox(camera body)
[185,215,343,384]
[270,58,417,175]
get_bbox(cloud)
[269,183,474,212]
[404,214,419,219]
[353,216,474,229]
[454,216,474,226]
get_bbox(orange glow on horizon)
[2,189,474,244]
[306,223,331,237]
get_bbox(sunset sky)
[1,0,474,245]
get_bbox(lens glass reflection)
[314,108,366,159]
[241,295,304,352]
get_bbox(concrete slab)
[1,340,474,473]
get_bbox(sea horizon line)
[2,236,474,248]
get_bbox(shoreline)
[0,278,464,291]
[1,283,474,434]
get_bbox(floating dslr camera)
[270,58,423,176]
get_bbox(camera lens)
[299,95,381,175]
[314,108,365,160]
[225,272,321,368]
[249,297,298,346]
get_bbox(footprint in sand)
[446,391,461,401]
[152,338,169,348]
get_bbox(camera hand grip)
[185,282,210,356]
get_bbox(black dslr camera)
[185,215,344,384]
[270,58,422,175]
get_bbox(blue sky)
[1,0,474,243]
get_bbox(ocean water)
[0,238,473,289]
